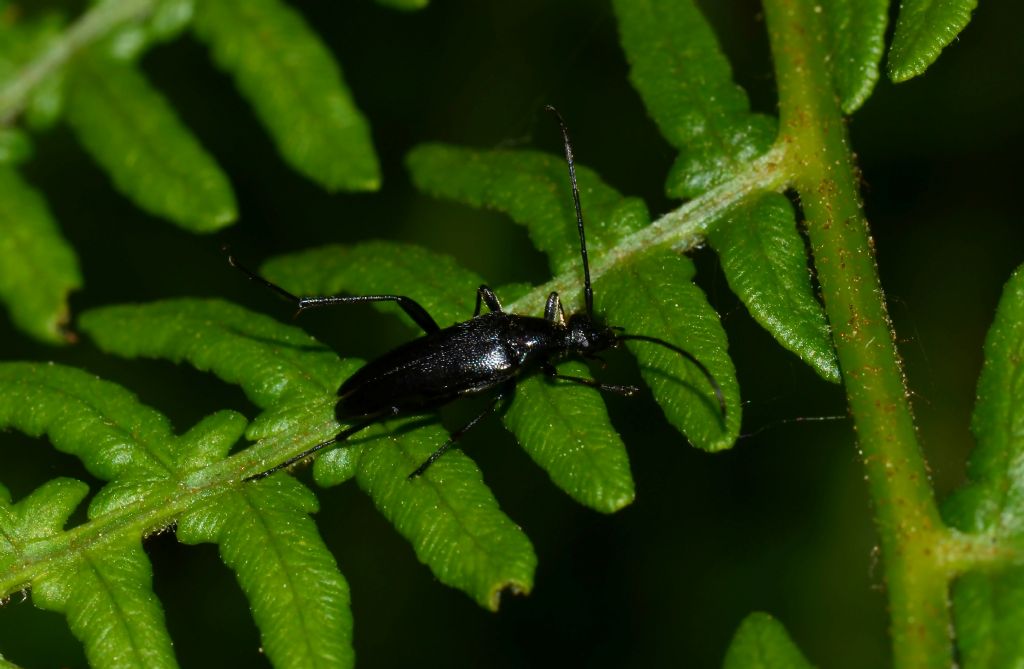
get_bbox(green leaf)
[263,243,637,513]
[723,612,815,669]
[504,367,635,512]
[888,0,978,82]
[79,299,345,408]
[0,168,81,343]
[87,409,247,518]
[942,264,1024,667]
[262,242,482,327]
[81,298,536,609]
[178,476,354,669]
[63,52,237,232]
[821,0,889,112]
[192,0,380,191]
[601,250,740,451]
[0,358,360,665]
[0,362,175,481]
[33,540,177,669]
[611,0,776,199]
[407,145,648,275]
[352,419,536,611]
[1,479,177,669]
[951,570,1024,669]
[0,478,88,575]
[944,263,1024,536]
[709,193,839,383]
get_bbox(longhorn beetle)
[231,106,726,481]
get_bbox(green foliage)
[723,612,815,669]
[192,0,380,192]
[0,168,81,343]
[709,193,839,383]
[503,367,636,512]
[0,0,383,342]
[177,476,354,669]
[261,243,635,513]
[611,0,776,199]
[888,0,979,82]
[64,52,236,232]
[951,571,1024,669]
[821,0,889,112]
[1,478,177,669]
[0,0,999,666]
[407,140,738,452]
[79,298,536,612]
[601,250,740,451]
[33,539,177,669]
[405,141,743,498]
[350,420,536,610]
[943,263,1024,667]
[80,299,344,407]
[407,145,648,275]
[944,263,1024,535]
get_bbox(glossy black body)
[336,309,611,420]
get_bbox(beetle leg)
[543,292,565,325]
[226,252,441,334]
[408,384,513,479]
[541,362,638,397]
[473,285,504,316]
[298,294,440,334]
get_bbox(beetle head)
[566,313,617,354]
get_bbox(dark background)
[1,0,1022,666]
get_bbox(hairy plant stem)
[0,0,156,124]
[762,0,951,666]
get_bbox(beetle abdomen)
[336,313,521,418]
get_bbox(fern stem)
[505,143,789,315]
[0,0,156,124]
[762,0,951,667]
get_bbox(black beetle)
[232,107,725,481]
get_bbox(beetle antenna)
[616,334,727,420]
[223,245,304,307]
[545,105,593,317]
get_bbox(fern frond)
[709,193,839,382]
[64,52,236,232]
[406,145,648,275]
[406,144,738,446]
[602,250,740,450]
[821,0,889,112]
[261,242,637,513]
[611,0,776,199]
[942,262,1024,667]
[0,0,385,343]
[79,299,536,611]
[723,612,815,669]
[192,0,380,191]
[888,0,979,82]
[177,476,354,669]
[0,168,81,343]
